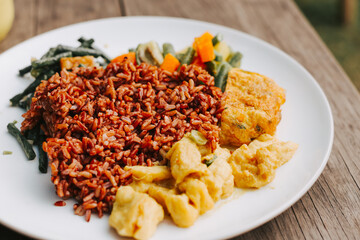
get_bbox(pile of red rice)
[21,60,224,221]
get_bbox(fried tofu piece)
[220,69,286,146]
[228,134,298,188]
[109,186,164,240]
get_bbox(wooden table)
[1,0,360,239]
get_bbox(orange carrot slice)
[160,53,180,72]
[193,32,215,63]
[111,52,136,64]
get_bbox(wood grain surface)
[1,0,360,239]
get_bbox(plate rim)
[0,16,334,239]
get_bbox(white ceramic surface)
[0,17,333,240]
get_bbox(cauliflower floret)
[109,186,164,240]
[201,147,234,201]
[129,181,156,193]
[148,185,199,228]
[125,166,172,182]
[166,137,208,184]
[229,134,298,188]
[178,178,215,214]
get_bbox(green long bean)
[77,37,110,62]
[215,62,232,92]
[228,52,242,68]
[18,65,32,76]
[40,47,57,59]
[31,51,72,69]
[37,133,48,173]
[78,37,95,48]
[179,47,195,65]
[162,43,176,58]
[54,44,111,62]
[10,70,55,106]
[7,121,36,160]
[212,33,223,46]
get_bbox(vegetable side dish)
[8,32,298,240]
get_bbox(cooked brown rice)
[21,60,224,221]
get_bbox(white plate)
[0,17,333,240]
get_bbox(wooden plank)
[123,0,249,30]
[36,0,121,34]
[237,220,286,240]
[0,0,122,53]
[291,196,329,239]
[0,0,37,53]
[124,0,360,239]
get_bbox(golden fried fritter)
[220,69,285,146]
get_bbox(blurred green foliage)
[296,0,360,90]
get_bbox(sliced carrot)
[160,53,180,72]
[111,52,136,64]
[193,32,214,51]
[193,32,215,63]
[201,32,214,41]
[191,55,207,69]
[197,39,215,62]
